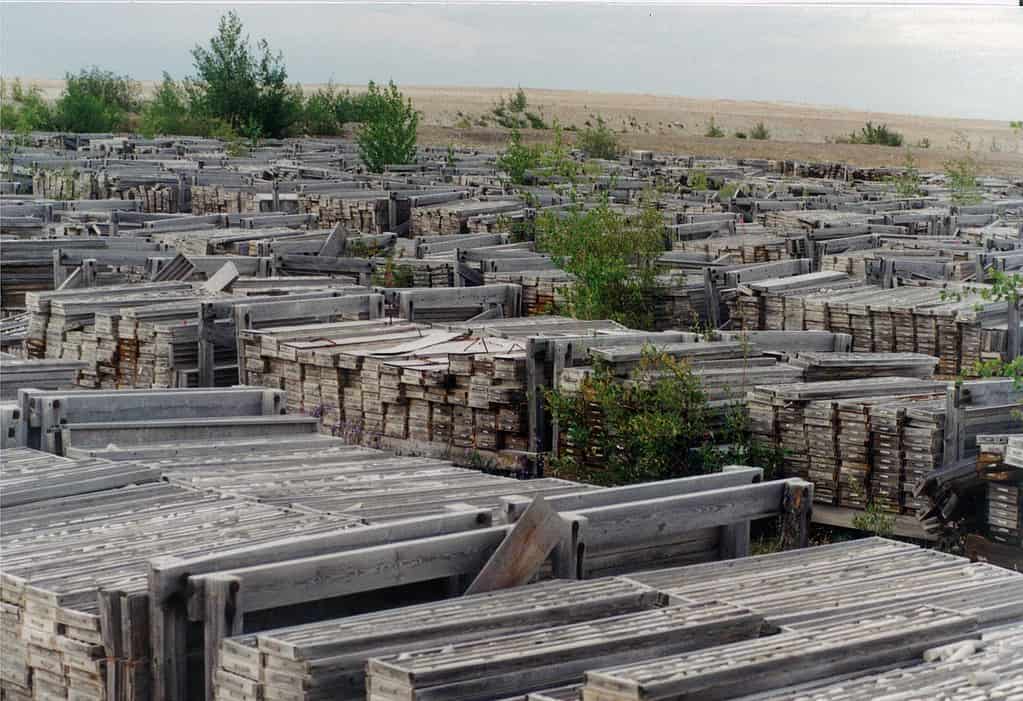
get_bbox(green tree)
[355,81,419,173]
[890,151,924,198]
[497,130,541,184]
[944,135,982,206]
[1,79,55,133]
[577,116,620,160]
[139,73,202,137]
[187,10,302,138]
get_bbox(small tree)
[535,200,664,329]
[704,117,724,138]
[944,135,981,206]
[890,151,924,198]
[750,121,770,140]
[576,116,620,160]
[188,10,302,138]
[139,73,201,137]
[356,81,419,173]
[497,129,541,184]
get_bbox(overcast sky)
[2,1,1021,120]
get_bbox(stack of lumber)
[746,377,946,495]
[410,200,522,236]
[210,579,663,701]
[652,272,708,330]
[789,352,938,381]
[298,191,391,232]
[485,270,574,316]
[734,276,1011,377]
[241,320,535,471]
[674,233,790,263]
[364,602,761,701]
[22,282,197,360]
[189,185,261,215]
[990,435,1023,545]
[0,450,354,701]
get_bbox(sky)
[1,1,1021,121]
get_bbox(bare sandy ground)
[12,79,1023,175]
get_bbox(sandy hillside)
[13,79,1023,175]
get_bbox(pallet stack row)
[241,320,534,468]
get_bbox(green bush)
[1,79,55,133]
[490,88,547,130]
[497,130,541,184]
[941,139,982,204]
[750,121,770,140]
[704,117,724,138]
[889,151,924,198]
[355,81,419,173]
[849,121,904,147]
[535,201,664,329]
[54,67,140,132]
[577,116,620,160]
[139,73,203,137]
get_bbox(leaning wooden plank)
[464,497,564,595]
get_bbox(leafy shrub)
[734,131,747,139]
[704,117,724,138]
[849,121,904,147]
[53,67,140,132]
[944,139,982,206]
[535,201,664,329]
[889,151,924,198]
[576,116,620,159]
[750,121,770,140]
[497,130,541,184]
[688,169,709,191]
[490,88,547,130]
[355,81,418,173]
[1,79,55,133]
[139,74,203,137]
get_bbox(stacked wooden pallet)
[211,578,663,701]
[189,185,261,216]
[485,270,574,316]
[298,192,390,232]
[747,377,946,492]
[23,283,197,360]
[0,451,354,701]
[409,200,523,236]
[991,435,1023,545]
[789,352,938,381]
[241,320,534,469]
[364,602,762,701]
[736,277,1010,376]
[674,233,789,264]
